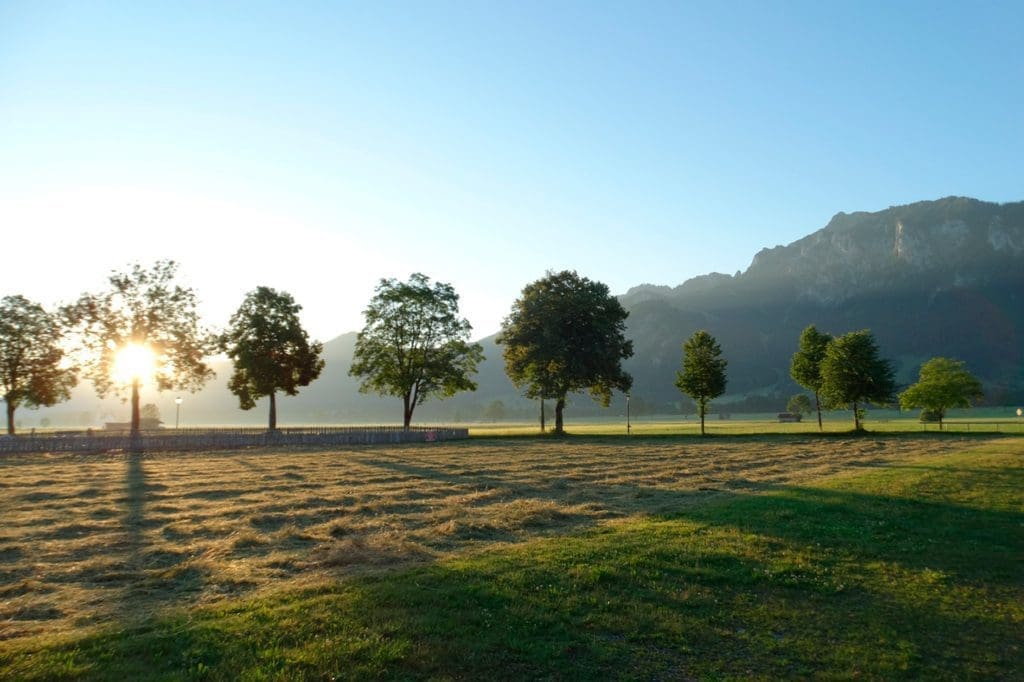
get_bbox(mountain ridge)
[617,196,1023,409]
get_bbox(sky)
[2,1,1022,341]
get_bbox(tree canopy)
[899,357,983,429]
[786,393,813,416]
[66,261,214,434]
[0,295,77,435]
[819,329,895,431]
[349,273,483,429]
[484,400,507,422]
[141,403,161,422]
[790,324,833,431]
[221,287,325,430]
[675,330,728,435]
[499,270,633,434]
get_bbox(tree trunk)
[938,410,944,431]
[268,391,277,431]
[403,394,413,431]
[130,378,141,435]
[554,397,565,435]
[814,391,823,431]
[699,399,706,436]
[540,399,545,433]
[852,401,860,431]
[5,399,15,435]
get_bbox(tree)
[141,403,162,422]
[499,270,633,434]
[484,400,507,422]
[819,329,896,431]
[790,325,833,431]
[899,357,983,430]
[0,295,77,435]
[350,273,483,429]
[786,393,813,416]
[675,330,728,435]
[66,261,214,435]
[221,287,325,430]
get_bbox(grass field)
[1,434,1021,678]
[467,414,1024,437]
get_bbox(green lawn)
[2,438,1021,679]
[469,415,1024,437]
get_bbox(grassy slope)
[2,440,1021,680]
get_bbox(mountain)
[26,196,1024,429]
[619,196,1024,409]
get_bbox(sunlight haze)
[2,2,1021,340]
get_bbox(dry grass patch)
[0,434,989,645]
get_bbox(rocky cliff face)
[736,197,1024,304]
[619,197,1024,407]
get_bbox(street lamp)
[175,396,183,429]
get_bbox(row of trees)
[0,266,633,436]
[661,323,983,434]
[790,324,983,431]
[0,263,486,435]
[0,262,325,435]
[0,262,987,436]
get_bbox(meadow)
[1,433,1021,678]
[468,409,1024,436]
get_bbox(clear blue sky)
[2,1,1021,339]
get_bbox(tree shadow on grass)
[14,479,1021,680]
[5,449,1022,679]
[351,450,1023,587]
[115,454,209,622]
[671,478,1023,588]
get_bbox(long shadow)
[350,454,513,491]
[352,451,1023,587]
[5,445,1021,678]
[18,475,1022,679]
[667,481,1023,588]
[119,453,206,621]
[124,453,146,547]
[119,453,148,618]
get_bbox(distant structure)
[777,412,803,423]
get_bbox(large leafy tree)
[349,273,483,429]
[221,287,325,430]
[899,357,983,430]
[819,329,896,431]
[675,330,728,436]
[0,295,77,434]
[790,324,833,431]
[66,261,214,435]
[499,270,633,435]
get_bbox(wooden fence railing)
[917,421,1024,433]
[0,426,469,454]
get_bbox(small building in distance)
[104,418,163,431]
[777,412,803,423]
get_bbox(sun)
[112,342,157,385]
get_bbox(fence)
[917,421,1024,433]
[0,426,469,454]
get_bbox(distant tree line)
[0,261,989,436]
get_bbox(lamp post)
[175,396,182,429]
[626,393,631,436]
